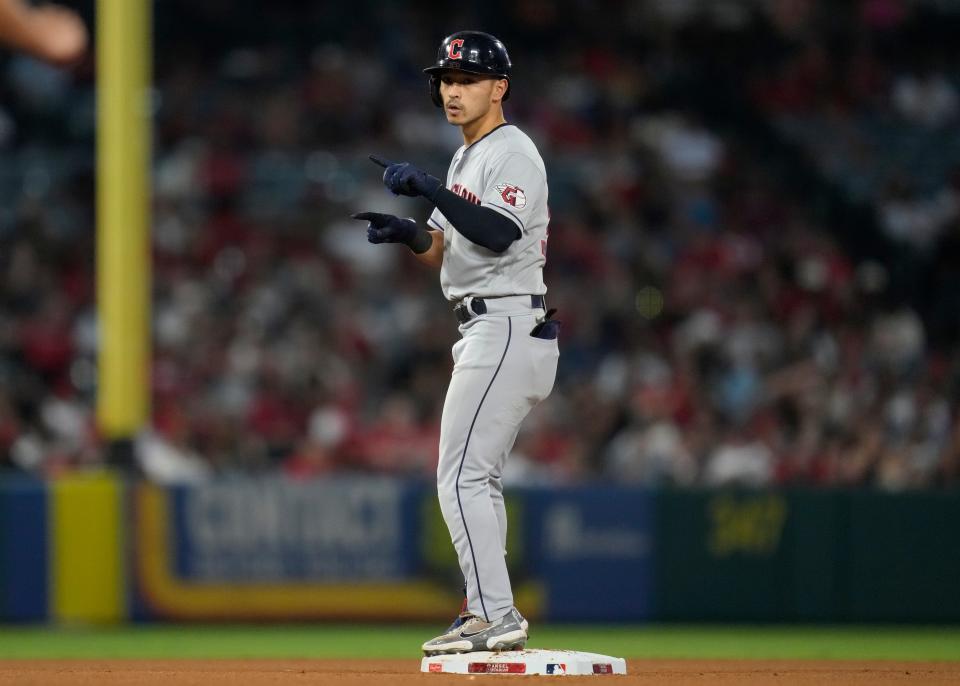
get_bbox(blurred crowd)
[1,0,959,489]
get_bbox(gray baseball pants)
[437,297,558,623]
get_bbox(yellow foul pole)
[96,0,151,444]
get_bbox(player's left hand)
[369,154,443,201]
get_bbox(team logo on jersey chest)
[496,183,526,209]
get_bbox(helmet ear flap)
[430,76,442,107]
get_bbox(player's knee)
[437,476,458,504]
[442,470,488,503]
[437,491,458,522]
[436,459,458,491]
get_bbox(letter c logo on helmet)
[424,31,512,108]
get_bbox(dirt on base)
[0,659,958,685]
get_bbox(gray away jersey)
[427,124,549,302]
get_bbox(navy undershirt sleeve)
[432,188,521,253]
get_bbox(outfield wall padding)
[652,489,960,622]
[0,475,957,622]
[0,477,48,621]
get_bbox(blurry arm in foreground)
[0,0,87,66]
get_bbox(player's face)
[439,72,506,125]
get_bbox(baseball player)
[353,30,558,655]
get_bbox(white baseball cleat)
[422,607,529,656]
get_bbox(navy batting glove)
[351,211,417,245]
[369,155,442,201]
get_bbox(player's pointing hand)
[351,211,434,254]
[369,154,443,201]
[352,211,417,244]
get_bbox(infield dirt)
[1,659,958,685]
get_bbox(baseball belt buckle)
[453,299,471,324]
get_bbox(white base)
[421,649,627,675]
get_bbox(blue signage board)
[522,487,653,621]
[169,477,418,581]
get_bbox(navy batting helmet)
[423,31,512,107]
